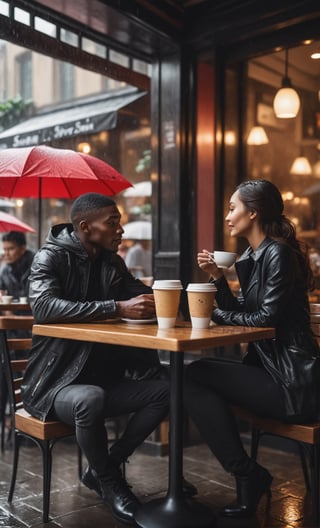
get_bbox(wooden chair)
[232,406,320,526]
[0,315,80,523]
[311,302,320,345]
[232,304,320,527]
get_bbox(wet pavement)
[0,430,316,528]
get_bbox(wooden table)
[0,302,30,312]
[32,320,275,528]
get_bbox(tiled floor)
[0,431,316,528]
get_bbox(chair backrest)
[0,316,33,416]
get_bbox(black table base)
[135,350,217,528]
[135,496,216,528]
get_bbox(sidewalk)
[0,436,315,527]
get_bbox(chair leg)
[250,426,261,460]
[40,440,53,523]
[310,445,320,527]
[0,412,5,453]
[298,443,311,491]
[8,432,20,502]
[0,376,7,453]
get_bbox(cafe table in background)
[32,320,275,528]
[0,301,30,312]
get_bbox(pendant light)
[273,49,300,118]
[290,156,312,175]
[247,126,269,145]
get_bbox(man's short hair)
[70,193,116,228]
[2,231,26,246]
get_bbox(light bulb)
[290,157,312,175]
[273,87,300,118]
[247,126,269,145]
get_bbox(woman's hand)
[197,250,224,281]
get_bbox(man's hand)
[116,294,156,319]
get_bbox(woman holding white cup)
[185,179,320,520]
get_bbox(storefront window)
[245,42,320,291]
[0,39,151,270]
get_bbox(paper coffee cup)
[152,280,182,329]
[186,283,217,329]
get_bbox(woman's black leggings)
[184,358,286,475]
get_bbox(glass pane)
[0,1,9,17]
[132,59,149,75]
[0,38,151,262]
[34,16,56,37]
[14,7,30,25]
[246,41,320,292]
[109,49,129,68]
[60,28,78,48]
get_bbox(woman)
[184,179,320,519]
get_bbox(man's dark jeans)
[53,378,169,478]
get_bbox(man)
[21,193,169,525]
[0,231,34,299]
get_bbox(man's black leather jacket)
[212,238,320,420]
[22,224,153,421]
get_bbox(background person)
[0,231,34,447]
[184,179,320,520]
[125,239,152,278]
[0,231,34,300]
[21,193,169,525]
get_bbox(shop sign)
[0,112,117,149]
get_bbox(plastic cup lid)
[152,280,183,290]
[186,283,217,292]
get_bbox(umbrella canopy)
[0,211,35,233]
[0,145,132,197]
[122,220,152,240]
[0,145,132,246]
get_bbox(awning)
[0,88,146,149]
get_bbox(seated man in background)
[21,193,169,525]
[0,231,34,446]
[0,230,34,355]
[0,231,34,300]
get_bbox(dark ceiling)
[102,0,320,56]
[21,0,320,61]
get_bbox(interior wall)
[196,62,215,257]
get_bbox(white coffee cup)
[19,297,28,303]
[152,280,183,329]
[186,283,217,329]
[211,251,237,269]
[1,295,14,303]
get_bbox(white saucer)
[121,318,157,324]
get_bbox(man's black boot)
[81,467,139,525]
[82,464,198,500]
[81,466,103,497]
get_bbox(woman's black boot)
[222,463,273,518]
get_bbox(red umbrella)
[0,210,35,233]
[0,145,132,246]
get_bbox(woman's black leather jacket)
[21,224,152,421]
[212,238,320,420]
